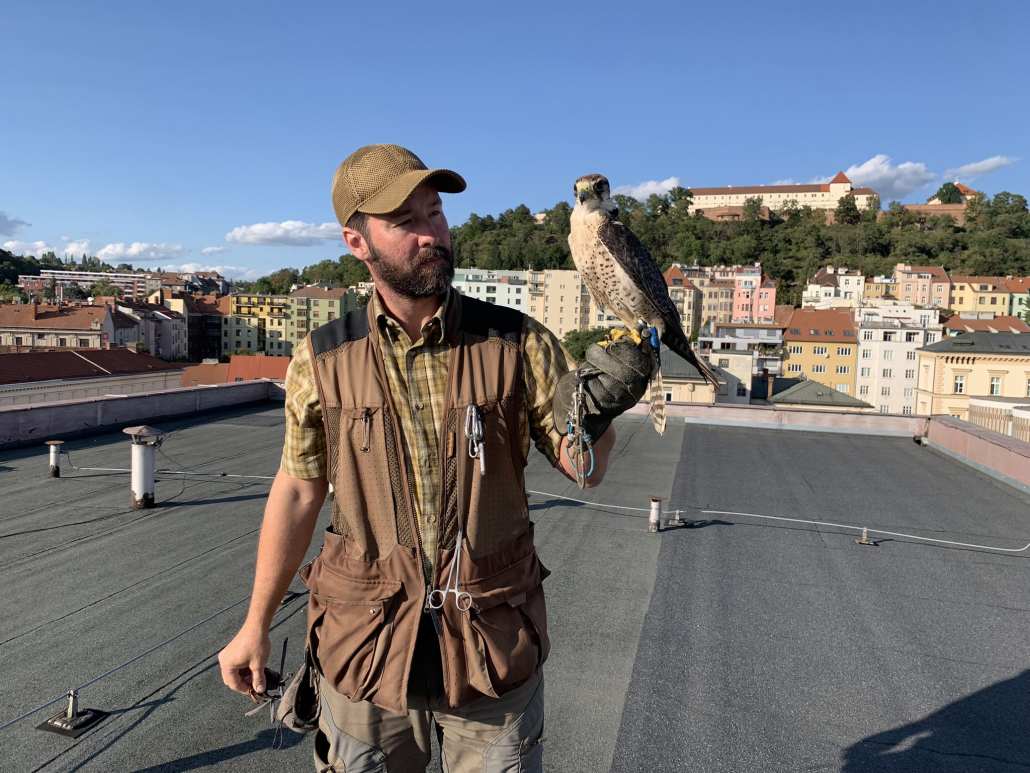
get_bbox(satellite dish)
[87,296,95,305]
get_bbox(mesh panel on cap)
[349,145,427,199]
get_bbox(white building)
[855,306,942,415]
[452,270,528,313]
[803,266,866,308]
[688,172,878,214]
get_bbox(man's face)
[354,183,454,300]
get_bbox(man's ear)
[341,227,369,261]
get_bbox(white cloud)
[3,240,52,258]
[841,155,936,200]
[943,155,1017,182]
[612,177,682,202]
[60,239,92,259]
[160,262,265,282]
[769,178,795,186]
[0,212,30,237]
[202,245,231,256]
[95,242,186,262]
[225,220,341,246]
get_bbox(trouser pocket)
[314,692,388,773]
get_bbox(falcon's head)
[574,174,613,212]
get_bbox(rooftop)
[1,406,1028,771]
[766,378,873,409]
[921,331,1030,354]
[0,349,184,386]
[785,308,856,342]
[943,314,1030,335]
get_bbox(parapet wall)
[924,416,1030,494]
[0,381,273,449]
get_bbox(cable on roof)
[526,491,1030,554]
[0,588,308,734]
[61,449,276,480]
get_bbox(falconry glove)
[553,337,652,440]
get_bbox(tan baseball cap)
[331,144,466,227]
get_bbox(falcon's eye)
[594,182,604,191]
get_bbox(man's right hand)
[219,624,272,695]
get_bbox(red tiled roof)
[949,276,1008,292]
[851,187,877,195]
[956,182,976,195]
[0,303,108,331]
[1002,277,1030,294]
[0,349,182,386]
[773,305,795,327]
[943,315,1029,335]
[181,363,231,387]
[830,171,851,184]
[690,184,827,196]
[784,308,856,343]
[226,355,290,382]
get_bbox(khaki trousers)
[314,614,545,773]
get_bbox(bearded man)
[218,144,650,772]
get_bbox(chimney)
[767,373,776,400]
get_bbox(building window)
[902,406,913,415]
[837,347,851,356]
[813,346,828,355]
[990,377,1001,396]
[1026,378,1030,398]
[883,369,893,378]
[836,384,850,393]
[905,369,915,379]
[78,338,89,347]
[861,367,871,377]
[884,350,893,360]
[863,331,873,340]
[736,384,747,397]
[789,345,802,354]
[954,375,964,394]
[58,338,67,347]
[905,332,919,342]
[788,363,802,373]
[862,350,871,359]
[836,366,850,374]
[859,385,869,395]
[904,388,913,397]
[812,364,827,374]
[882,386,891,396]
[883,332,895,342]
[907,351,916,361]
[880,405,890,414]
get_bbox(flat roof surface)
[1,406,1028,772]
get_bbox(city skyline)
[3,0,1027,281]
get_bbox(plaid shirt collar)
[371,286,453,347]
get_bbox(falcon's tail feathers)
[662,330,720,387]
[649,368,667,436]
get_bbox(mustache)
[417,245,452,264]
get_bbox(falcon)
[568,173,718,435]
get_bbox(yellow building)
[663,265,701,336]
[660,346,723,404]
[783,308,859,394]
[227,293,288,355]
[915,333,1030,419]
[948,276,1011,314]
[526,269,593,340]
[863,276,899,300]
[287,286,357,352]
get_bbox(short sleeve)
[280,339,328,479]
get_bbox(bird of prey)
[568,173,718,435]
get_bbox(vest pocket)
[307,572,403,703]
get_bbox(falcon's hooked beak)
[576,183,592,204]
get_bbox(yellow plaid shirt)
[281,288,570,578]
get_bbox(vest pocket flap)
[462,551,549,613]
[305,559,403,604]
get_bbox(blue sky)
[2,0,1027,280]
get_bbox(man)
[219,144,650,772]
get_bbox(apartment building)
[698,321,787,377]
[452,269,528,312]
[17,269,156,302]
[893,264,951,308]
[803,266,866,307]
[731,265,777,323]
[855,306,942,415]
[783,308,858,393]
[915,333,1030,419]
[0,301,137,350]
[285,287,358,356]
[688,172,877,214]
[663,265,701,336]
[863,276,899,301]
[526,269,593,340]
[1006,277,1030,320]
[116,301,186,360]
[948,276,1011,314]
[226,292,288,356]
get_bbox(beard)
[366,239,455,299]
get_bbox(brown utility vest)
[300,294,550,715]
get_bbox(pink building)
[893,263,951,308]
[732,265,777,324]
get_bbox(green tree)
[561,327,611,361]
[64,281,87,300]
[834,194,861,226]
[88,279,123,298]
[742,196,764,222]
[934,182,963,204]
[41,277,58,300]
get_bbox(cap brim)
[358,169,467,215]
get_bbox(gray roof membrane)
[1,405,1027,772]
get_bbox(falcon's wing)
[597,217,682,334]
